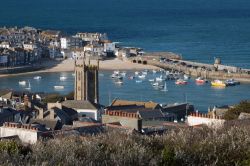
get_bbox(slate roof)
[138,109,164,119]
[106,104,145,111]
[62,100,101,110]
[0,90,12,99]
[30,119,60,130]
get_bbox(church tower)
[74,58,99,104]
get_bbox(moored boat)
[156,75,164,82]
[54,86,64,89]
[33,76,42,80]
[195,77,206,84]
[60,76,67,81]
[225,79,240,86]
[183,74,190,80]
[175,79,187,85]
[211,80,226,87]
[128,75,135,80]
[138,74,146,79]
[19,81,26,86]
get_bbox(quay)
[131,55,250,83]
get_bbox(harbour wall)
[131,57,250,83]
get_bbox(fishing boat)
[138,74,146,79]
[175,79,188,85]
[60,76,67,81]
[195,77,206,84]
[33,76,42,80]
[54,86,64,89]
[211,80,226,87]
[225,79,240,86]
[19,81,26,86]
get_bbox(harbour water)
[1,71,250,112]
[0,0,250,68]
[0,0,249,112]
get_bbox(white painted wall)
[187,116,225,128]
[60,38,68,49]
[104,42,115,52]
[0,127,39,144]
[76,109,99,120]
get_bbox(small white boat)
[120,71,126,77]
[33,76,42,80]
[135,71,140,75]
[115,80,123,85]
[111,73,123,79]
[138,74,146,79]
[142,71,148,75]
[54,86,64,89]
[183,74,190,80]
[156,75,164,82]
[128,76,135,80]
[148,79,155,82]
[152,82,164,88]
[60,76,67,81]
[136,80,142,83]
[19,81,26,86]
[152,70,157,74]
[114,70,120,74]
[72,73,76,77]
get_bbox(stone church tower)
[74,58,99,104]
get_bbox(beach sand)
[0,58,159,78]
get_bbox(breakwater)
[131,56,250,83]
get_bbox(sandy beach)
[0,58,159,78]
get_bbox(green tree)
[224,100,250,120]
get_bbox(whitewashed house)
[62,100,103,121]
[0,42,10,49]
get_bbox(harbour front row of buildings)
[0,57,239,144]
[0,26,144,69]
